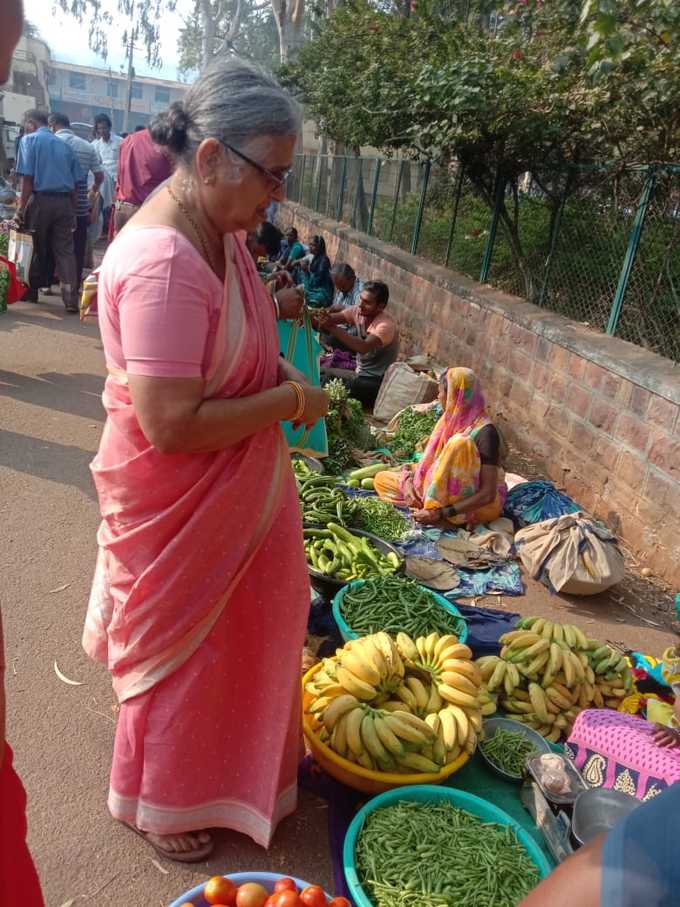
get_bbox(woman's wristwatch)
[441,504,459,519]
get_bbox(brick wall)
[283,202,680,587]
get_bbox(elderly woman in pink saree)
[83,59,328,863]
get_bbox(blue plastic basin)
[343,784,552,906]
[332,580,468,644]
[167,871,331,907]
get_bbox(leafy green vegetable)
[325,378,373,473]
[349,497,410,541]
[387,407,439,460]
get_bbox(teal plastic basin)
[332,580,468,644]
[343,784,552,906]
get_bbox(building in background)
[48,62,188,135]
[0,33,51,171]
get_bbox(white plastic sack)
[515,512,625,595]
[8,229,33,284]
[373,362,439,424]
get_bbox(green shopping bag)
[278,312,328,458]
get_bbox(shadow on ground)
[0,428,97,498]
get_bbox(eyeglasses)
[223,142,292,189]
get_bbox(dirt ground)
[0,293,675,906]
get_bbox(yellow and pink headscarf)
[413,367,492,508]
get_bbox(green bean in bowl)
[335,575,466,640]
[480,728,540,779]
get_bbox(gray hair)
[330,262,356,280]
[149,57,301,166]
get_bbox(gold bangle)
[285,380,305,421]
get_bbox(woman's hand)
[413,508,442,526]
[275,286,304,320]
[295,385,329,430]
[402,475,419,508]
[652,724,680,748]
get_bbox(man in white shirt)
[92,113,123,232]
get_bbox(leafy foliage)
[324,378,373,473]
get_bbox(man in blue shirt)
[16,109,82,311]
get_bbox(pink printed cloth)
[84,226,309,846]
[566,709,680,802]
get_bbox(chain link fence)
[288,154,680,363]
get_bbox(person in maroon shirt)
[112,125,173,235]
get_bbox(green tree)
[177,0,279,73]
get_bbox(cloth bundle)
[504,480,580,526]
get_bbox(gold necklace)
[166,185,219,274]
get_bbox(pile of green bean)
[297,474,357,525]
[355,801,541,907]
[340,576,464,638]
[480,729,539,778]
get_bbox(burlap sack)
[373,362,439,423]
[515,512,625,595]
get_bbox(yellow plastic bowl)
[302,663,470,795]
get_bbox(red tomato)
[235,883,270,907]
[274,878,298,893]
[272,892,303,907]
[299,886,327,907]
[329,899,352,907]
[204,876,238,906]
[264,898,278,907]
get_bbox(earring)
[203,176,215,186]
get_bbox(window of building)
[108,81,119,98]
[130,82,143,99]
[68,72,87,91]
[154,86,170,104]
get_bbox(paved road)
[1,295,674,906]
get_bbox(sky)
[24,0,194,82]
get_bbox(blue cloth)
[601,781,680,906]
[504,480,580,526]
[16,127,82,193]
[278,317,328,457]
[448,563,524,598]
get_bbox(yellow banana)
[523,652,550,675]
[406,676,430,712]
[356,749,374,770]
[331,711,349,756]
[356,636,387,677]
[465,726,478,754]
[446,744,463,764]
[434,634,460,660]
[416,636,430,664]
[477,657,501,682]
[549,643,563,674]
[552,623,564,644]
[322,694,361,731]
[440,658,481,683]
[382,699,410,713]
[504,698,533,714]
[562,624,575,647]
[546,726,562,743]
[562,653,575,687]
[444,704,469,745]
[541,620,554,640]
[529,683,551,723]
[571,624,588,649]
[335,666,378,700]
[345,707,366,756]
[481,700,497,716]
[397,752,441,774]
[467,709,483,733]
[531,618,545,636]
[340,650,381,688]
[426,682,443,713]
[373,713,405,755]
[545,686,572,710]
[432,733,446,765]
[440,671,479,697]
[308,696,332,715]
[425,632,440,661]
[437,643,473,663]
[395,683,418,710]
[424,712,441,735]
[383,711,429,745]
[487,660,507,692]
[438,707,458,749]
[521,638,551,659]
[438,684,479,709]
[396,632,419,662]
[361,712,388,761]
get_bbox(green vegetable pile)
[325,378,373,473]
[387,407,440,459]
[480,728,539,778]
[340,575,464,638]
[356,800,541,907]
[304,523,401,582]
[349,496,410,540]
[297,473,357,525]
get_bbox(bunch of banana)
[473,617,634,742]
[305,631,484,773]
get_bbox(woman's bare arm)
[519,835,604,907]
[127,374,320,454]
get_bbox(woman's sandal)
[121,821,214,863]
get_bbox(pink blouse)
[98,226,224,379]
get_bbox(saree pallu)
[83,234,310,846]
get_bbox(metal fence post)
[298,155,306,204]
[538,171,573,308]
[411,161,431,256]
[336,157,348,221]
[351,156,363,228]
[480,171,505,283]
[315,154,324,211]
[387,160,405,243]
[607,167,656,336]
[445,165,466,268]
[367,160,381,236]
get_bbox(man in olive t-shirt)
[318,280,399,407]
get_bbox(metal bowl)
[479,717,552,781]
[304,525,403,600]
[293,453,325,474]
[572,787,640,845]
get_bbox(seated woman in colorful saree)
[298,234,334,307]
[83,59,328,864]
[374,367,507,527]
